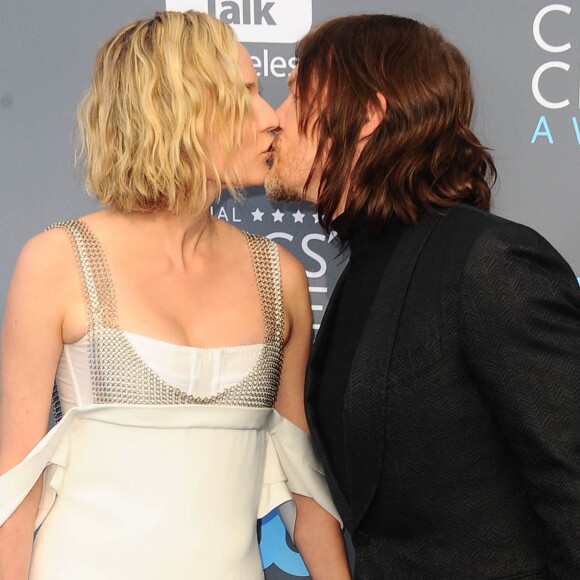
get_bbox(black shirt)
[314,212,406,502]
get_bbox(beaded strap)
[48,221,284,410]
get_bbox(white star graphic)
[272,209,285,222]
[292,210,305,223]
[312,213,319,224]
[251,208,264,222]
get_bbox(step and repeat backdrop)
[1,1,579,578]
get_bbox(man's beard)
[264,171,306,203]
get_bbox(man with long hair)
[265,14,580,579]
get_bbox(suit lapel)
[307,262,351,389]
[344,211,443,531]
[305,263,352,523]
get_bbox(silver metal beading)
[48,221,284,411]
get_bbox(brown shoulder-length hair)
[295,14,497,233]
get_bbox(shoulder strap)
[243,232,284,348]
[47,220,118,421]
[46,220,118,332]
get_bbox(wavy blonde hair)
[76,11,251,214]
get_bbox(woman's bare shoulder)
[10,213,100,288]
[271,242,311,341]
[17,228,72,273]
[275,243,308,300]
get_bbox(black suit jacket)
[306,204,580,579]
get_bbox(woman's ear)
[359,92,387,140]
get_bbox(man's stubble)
[264,147,315,204]
[263,172,304,203]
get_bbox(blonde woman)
[0,11,349,580]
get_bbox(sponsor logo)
[166,0,312,43]
[530,4,580,145]
[259,510,309,576]
[250,49,297,78]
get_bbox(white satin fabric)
[0,338,341,579]
[0,405,340,580]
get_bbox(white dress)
[0,220,341,580]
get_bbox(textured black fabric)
[353,536,550,580]
[315,213,405,501]
[306,204,580,579]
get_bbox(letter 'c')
[532,61,571,109]
[533,4,572,53]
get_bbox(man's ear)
[359,92,387,140]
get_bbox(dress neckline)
[74,220,269,398]
[49,218,284,409]
[65,330,264,353]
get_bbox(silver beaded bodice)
[49,220,284,417]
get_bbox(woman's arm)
[274,246,350,580]
[0,232,70,580]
